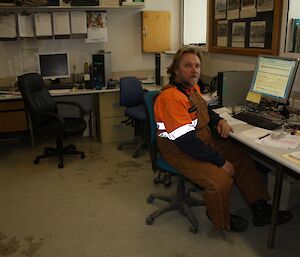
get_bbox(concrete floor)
[0,136,299,257]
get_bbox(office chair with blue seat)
[18,73,86,169]
[143,91,205,233]
[117,76,146,158]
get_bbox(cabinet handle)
[142,27,148,38]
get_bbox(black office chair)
[117,76,146,158]
[18,73,86,169]
[144,91,205,233]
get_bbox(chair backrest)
[144,91,179,175]
[144,91,159,170]
[119,77,144,107]
[18,73,57,128]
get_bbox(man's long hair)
[167,47,202,84]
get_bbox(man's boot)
[251,200,293,226]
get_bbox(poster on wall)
[227,0,240,20]
[86,11,108,43]
[257,0,274,12]
[231,22,246,48]
[217,20,228,47]
[215,0,226,20]
[240,0,257,18]
[249,21,266,48]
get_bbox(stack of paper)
[256,134,300,149]
[282,151,300,164]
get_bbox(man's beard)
[180,78,199,88]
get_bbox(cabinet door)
[0,100,28,133]
[142,11,171,53]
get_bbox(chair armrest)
[43,112,65,125]
[55,101,86,118]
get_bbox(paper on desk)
[256,135,300,149]
[240,127,271,139]
[282,151,300,165]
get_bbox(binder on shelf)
[34,12,52,39]
[71,11,87,39]
[53,12,70,39]
[289,18,300,52]
[0,13,17,40]
[18,13,34,38]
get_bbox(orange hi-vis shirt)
[154,84,201,140]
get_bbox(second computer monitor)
[38,52,70,81]
[250,55,299,104]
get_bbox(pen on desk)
[258,133,271,140]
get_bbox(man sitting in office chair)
[154,47,293,232]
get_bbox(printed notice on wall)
[86,11,108,43]
[232,22,246,48]
[217,20,228,47]
[240,0,257,18]
[249,21,266,48]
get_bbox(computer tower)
[92,52,111,90]
[217,71,254,107]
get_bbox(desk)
[230,122,300,249]
[0,85,159,144]
[0,89,113,145]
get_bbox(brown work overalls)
[157,87,270,230]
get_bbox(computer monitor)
[249,55,299,104]
[38,52,70,81]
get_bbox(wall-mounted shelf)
[0,5,145,13]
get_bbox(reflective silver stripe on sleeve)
[156,122,166,130]
[157,119,198,140]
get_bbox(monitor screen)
[38,53,70,80]
[249,56,299,103]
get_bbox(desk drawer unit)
[99,91,134,143]
[0,100,28,133]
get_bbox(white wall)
[0,0,282,80]
[0,0,180,79]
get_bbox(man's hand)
[217,119,233,138]
[221,160,235,176]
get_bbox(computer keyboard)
[47,84,74,90]
[232,112,283,130]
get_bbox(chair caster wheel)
[153,177,160,184]
[132,152,138,158]
[146,216,154,225]
[58,163,64,169]
[117,145,123,150]
[147,195,155,203]
[80,153,85,159]
[162,175,172,187]
[189,225,198,233]
[33,159,39,165]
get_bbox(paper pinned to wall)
[71,12,87,34]
[34,13,52,37]
[53,12,70,35]
[86,11,108,43]
[18,13,34,38]
[20,48,39,74]
[0,14,17,38]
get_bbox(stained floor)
[0,136,299,257]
